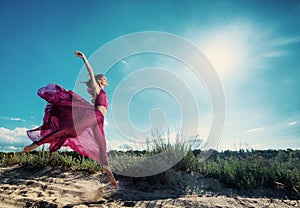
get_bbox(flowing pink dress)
[26,83,109,166]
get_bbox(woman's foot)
[23,143,39,153]
[106,172,118,188]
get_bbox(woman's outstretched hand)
[75,50,86,59]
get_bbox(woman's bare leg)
[23,143,39,153]
[103,165,118,187]
[23,128,76,153]
[24,115,97,154]
[91,121,117,187]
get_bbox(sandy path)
[0,165,299,208]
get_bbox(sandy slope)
[0,165,299,208]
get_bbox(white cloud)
[0,127,28,142]
[218,139,266,151]
[0,116,25,122]
[121,60,128,65]
[272,36,300,46]
[288,121,297,126]
[0,145,24,152]
[261,50,287,58]
[7,146,21,151]
[244,127,265,133]
[107,139,136,151]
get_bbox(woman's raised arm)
[75,50,99,92]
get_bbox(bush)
[1,146,299,198]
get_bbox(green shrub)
[0,146,299,198]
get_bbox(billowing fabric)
[26,84,108,166]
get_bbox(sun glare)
[191,25,252,81]
[202,34,245,79]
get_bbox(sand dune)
[0,165,299,208]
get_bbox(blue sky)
[0,0,300,152]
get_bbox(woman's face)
[98,76,108,87]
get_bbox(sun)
[193,26,250,81]
[203,34,245,79]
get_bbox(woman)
[24,51,117,187]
